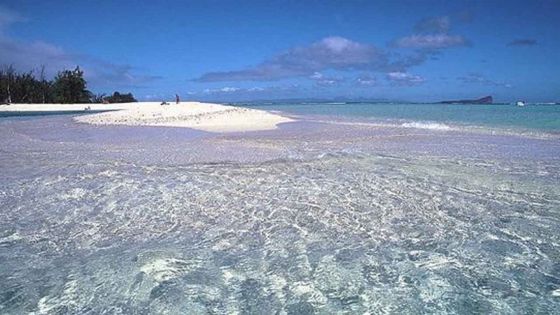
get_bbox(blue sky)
[0,0,558,102]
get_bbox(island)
[439,95,493,104]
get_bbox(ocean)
[242,102,560,135]
[1,103,559,313]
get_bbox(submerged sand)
[0,102,294,132]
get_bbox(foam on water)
[242,102,560,133]
[401,121,452,131]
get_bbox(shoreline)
[2,102,559,141]
[0,102,294,133]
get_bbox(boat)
[516,101,526,107]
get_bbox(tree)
[0,64,135,104]
[0,65,16,104]
[38,66,53,104]
[90,93,106,103]
[52,66,90,103]
[0,66,57,104]
[12,71,37,103]
[103,91,137,103]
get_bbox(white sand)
[0,102,294,132]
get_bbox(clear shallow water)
[1,110,560,314]
[241,102,560,134]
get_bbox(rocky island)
[439,96,493,104]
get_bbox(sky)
[0,0,559,102]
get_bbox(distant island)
[439,96,493,104]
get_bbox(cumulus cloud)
[386,72,425,86]
[197,16,469,85]
[507,39,538,46]
[202,87,242,94]
[394,34,467,49]
[197,36,388,82]
[457,73,512,88]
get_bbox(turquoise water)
[242,102,560,133]
[3,103,559,133]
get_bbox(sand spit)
[1,102,294,132]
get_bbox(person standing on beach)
[175,94,180,104]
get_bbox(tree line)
[0,65,137,104]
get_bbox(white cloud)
[195,85,300,95]
[247,87,265,92]
[355,74,377,87]
[220,87,240,92]
[202,87,242,94]
[310,72,323,80]
[386,72,425,86]
[197,36,388,81]
[309,72,344,87]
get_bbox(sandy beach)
[0,102,294,133]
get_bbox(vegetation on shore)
[0,65,137,104]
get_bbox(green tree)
[104,91,137,103]
[37,66,53,103]
[52,66,90,103]
[12,71,37,103]
[1,64,134,104]
[0,65,52,103]
[0,65,16,104]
